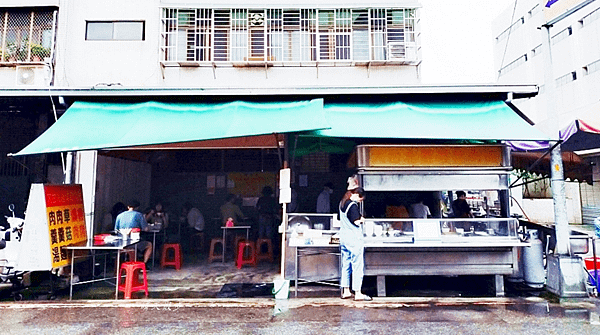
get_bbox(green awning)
[11,99,327,156]
[311,101,551,141]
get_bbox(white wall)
[94,154,151,234]
[53,0,161,87]
[494,0,600,131]
[494,1,600,225]
[1,0,58,6]
[52,0,420,88]
[512,182,583,224]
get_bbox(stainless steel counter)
[284,216,524,297]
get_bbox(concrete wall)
[511,181,583,224]
[494,0,600,132]
[50,0,420,88]
[494,1,600,224]
[93,154,151,235]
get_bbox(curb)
[0,296,578,309]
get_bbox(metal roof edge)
[0,84,539,98]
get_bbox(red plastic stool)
[233,235,246,253]
[118,261,148,299]
[256,238,274,263]
[161,243,182,270]
[236,241,257,269]
[208,238,224,263]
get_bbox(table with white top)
[64,236,140,300]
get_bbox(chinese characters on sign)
[44,185,87,268]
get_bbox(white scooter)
[0,204,26,299]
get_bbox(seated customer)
[183,202,205,233]
[409,198,431,219]
[145,202,170,230]
[220,194,244,225]
[115,200,153,264]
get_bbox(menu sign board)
[44,184,87,268]
[17,184,87,271]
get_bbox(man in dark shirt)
[451,191,473,218]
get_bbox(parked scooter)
[0,204,27,300]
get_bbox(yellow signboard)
[44,184,87,268]
[357,145,506,168]
[17,184,87,271]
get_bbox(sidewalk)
[66,252,283,300]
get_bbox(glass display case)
[284,214,523,298]
[363,218,519,244]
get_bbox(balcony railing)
[0,9,56,64]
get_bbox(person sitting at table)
[220,194,244,226]
[115,200,153,264]
[145,202,170,230]
[182,202,205,248]
[183,202,205,233]
[410,197,431,219]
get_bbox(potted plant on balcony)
[5,42,18,62]
[30,44,50,62]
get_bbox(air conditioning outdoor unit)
[388,42,417,62]
[15,65,48,86]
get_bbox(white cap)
[347,175,359,190]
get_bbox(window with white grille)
[160,7,418,65]
[0,8,56,63]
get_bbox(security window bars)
[160,7,418,64]
[0,8,56,63]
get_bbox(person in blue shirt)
[115,200,153,264]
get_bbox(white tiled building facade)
[0,0,422,89]
[493,0,600,223]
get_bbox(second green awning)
[310,100,551,141]
[11,99,327,155]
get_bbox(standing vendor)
[451,191,473,218]
[339,176,371,301]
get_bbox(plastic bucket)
[584,257,600,271]
[272,279,290,299]
[588,270,600,290]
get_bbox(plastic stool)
[236,240,257,269]
[208,238,224,263]
[256,238,274,263]
[161,243,182,270]
[190,231,205,252]
[118,261,148,299]
[233,235,246,254]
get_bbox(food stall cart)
[285,144,526,297]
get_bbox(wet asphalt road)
[1,297,599,334]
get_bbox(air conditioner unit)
[15,65,48,86]
[388,42,417,62]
